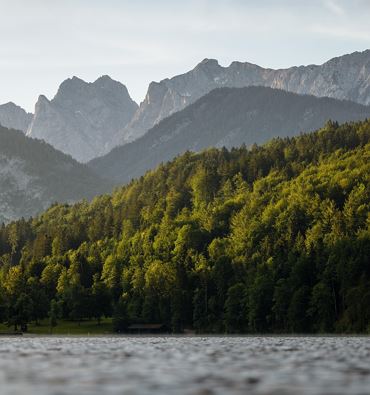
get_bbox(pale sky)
[1,0,370,112]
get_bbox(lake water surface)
[0,336,369,395]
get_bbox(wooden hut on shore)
[126,324,167,334]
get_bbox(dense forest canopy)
[0,119,370,333]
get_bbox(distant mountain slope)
[90,86,370,184]
[0,102,32,132]
[0,126,112,223]
[26,76,138,162]
[122,49,370,142]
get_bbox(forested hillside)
[90,86,370,184]
[1,120,370,333]
[0,126,112,223]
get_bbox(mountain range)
[0,125,112,223]
[89,86,370,184]
[1,49,370,223]
[120,49,370,143]
[0,49,370,163]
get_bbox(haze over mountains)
[0,126,112,223]
[0,49,369,164]
[89,86,370,184]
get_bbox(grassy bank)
[0,318,114,335]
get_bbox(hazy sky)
[1,0,370,112]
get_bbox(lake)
[0,336,369,394]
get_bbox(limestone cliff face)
[122,50,370,143]
[0,102,32,132]
[27,76,138,162]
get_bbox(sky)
[1,0,370,112]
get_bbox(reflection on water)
[0,336,369,394]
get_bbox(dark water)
[0,336,370,394]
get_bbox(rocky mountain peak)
[94,75,116,85]
[0,101,33,133]
[196,58,221,69]
[145,82,168,104]
[36,94,51,105]
[57,76,86,93]
[27,76,138,162]
[29,95,53,121]
[1,101,21,110]
[193,58,223,79]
